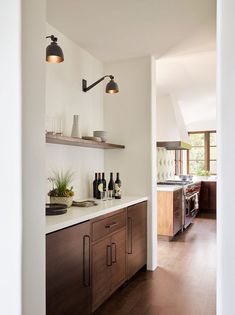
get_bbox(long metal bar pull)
[127,217,133,254]
[83,235,91,287]
[105,222,119,229]
[111,243,117,263]
[106,245,112,266]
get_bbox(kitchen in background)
[156,51,217,241]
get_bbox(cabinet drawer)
[92,211,126,242]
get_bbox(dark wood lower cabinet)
[46,221,91,315]
[127,201,147,279]
[46,202,147,314]
[92,237,111,311]
[199,181,216,212]
[110,229,126,291]
[92,222,127,312]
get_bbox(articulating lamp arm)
[82,75,114,92]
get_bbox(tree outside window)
[187,131,216,175]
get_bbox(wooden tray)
[72,200,98,207]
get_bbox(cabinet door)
[199,181,216,211]
[208,182,216,210]
[127,201,147,279]
[46,221,91,315]
[173,190,182,235]
[199,182,209,210]
[110,229,126,292]
[92,238,111,312]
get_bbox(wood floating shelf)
[46,134,125,149]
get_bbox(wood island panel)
[157,189,183,239]
[157,191,174,236]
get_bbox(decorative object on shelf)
[82,136,102,142]
[82,75,119,94]
[71,114,80,138]
[93,131,108,142]
[45,117,63,136]
[48,170,74,207]
[45,116,55,135]
[72,200,98,207]
[46,203,67,216]
[46,35,64,63]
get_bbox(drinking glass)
[101,191,107,201]
[107,190,113,200]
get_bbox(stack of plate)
[46,203,67,216]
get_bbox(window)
[187,131,217,175]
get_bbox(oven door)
[184,192,199,228]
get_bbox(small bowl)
[93,131,108,142]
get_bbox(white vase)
[71,114,80,137]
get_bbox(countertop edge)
[46,196,148,234]
[157,186,182,192]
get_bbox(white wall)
[46,24,104,199]
[22,0,46,315]
[0,1,22,314]
[104,56,157,270]
[156,94,189,143]
[156,52,216,130]
[217,1,235,314]
[187,120,217,131]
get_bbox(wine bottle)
[115,172,122,199]
[93,173,98,198]
[102,172,106,192]
[97,173,103,199]
[108,172,115,198]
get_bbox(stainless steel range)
[183,181,201,229]
[157,179,201,229]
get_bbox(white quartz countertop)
[193,176,217,182]
[46,196,148,234]
[157,185,182,192]
[157,176,217,192]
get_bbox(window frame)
[187,130,216,175]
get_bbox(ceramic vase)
[71,114,80,137]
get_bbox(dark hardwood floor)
[94,214,216,315]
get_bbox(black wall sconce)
[46,35,64,63]
[82,75,119,94]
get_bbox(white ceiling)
[47,0,216,128]
[156,51,216,127]
[47,0,216,62]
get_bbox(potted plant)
[48,170,75,207]
[197,169,211,179]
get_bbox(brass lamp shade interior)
[46,36,64,63]
[106,79,119,94]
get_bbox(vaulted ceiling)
[156,51,216,127]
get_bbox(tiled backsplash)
[157,148,175,181]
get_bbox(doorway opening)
[156,46,216,314]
